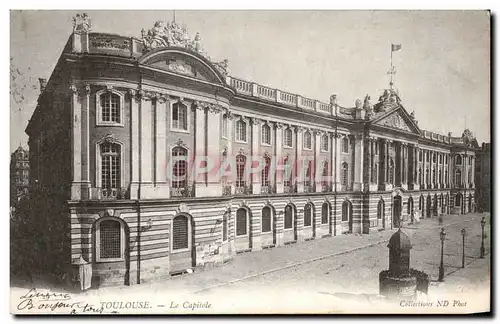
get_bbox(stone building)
[475,143,491,212]
[10,145,30,206]
[25,14,480,288]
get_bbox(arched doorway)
[407,196,414,221]
[283,204,297,244]
[433,194,438,216]
[393,195,402,228]
[235,208,252,252]
[377,199,385,229]
[303,202,315,240]
[261,206,275,248]
[94,217,130,286]
[342,200,353,233]
[426,195,432,218]
[455,193,463,214]
[321,202,331,235]
[170,213,195,274]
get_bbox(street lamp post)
[461,228,466,268]
[480,216,486,259]
[438,227,446,282]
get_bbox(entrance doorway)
[393,195,402,228]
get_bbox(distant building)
[475,143,491,212]
[10,146,30,206]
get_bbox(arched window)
[101,142,121,198]
[96,219,124,262]
[455,155,462,165]
[236,119,247,142]
[99,92,121,124]
[283,128,293,147]
[172,102,188,130]
[419,196,423,210]
[341,162,348,186]
[304,203,313,227]
[342,201,351,222]
[342,137,349,153]
[261,124,271,145]
[236,208,248,236]
[262,206,272,233]
[236,154,246,188]
[283,156,292,188]
[321,161,329,188]
[389,159,394,184]
[172,215,190,250]
[455,169,462,186]
[377,200,384,219]
[321,203,329,224]
[321,134,329,151]
[455,194,462,207]
[172,147,188,188]
[303,131,312,149]
[221,114,228,138]
[284,205,294,229]
[261,156,271,187]
[222,214,228,241]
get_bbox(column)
[379,139,386,190]
[226,112,235,194]
[471,156,475,187]
[314,130,322,192]
[80,85,91,199]
[205,105,223,196]
[353,133,364,191]
[334,133,341,191]
[423,149,427,189]
[296,127,304,193]
[151,94,169,198]
[138,92,154,198]
[129,90,140,199]
[329,133,336,191]
[251,118,261,194]
[386,140,392,190]
[194,102,206,197]
[70,84,83,200]
[275,123,284,193]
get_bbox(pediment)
[372,108,421,135]
[138,48,226,85]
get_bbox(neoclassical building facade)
[26,16,480,288]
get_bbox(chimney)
[38,78,47,92]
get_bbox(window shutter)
[262,207,271,233]
[236,209,247,236]
[173,216,189,250]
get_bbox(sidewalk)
[86,212,486,298]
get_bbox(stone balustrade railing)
[228,76,334,115]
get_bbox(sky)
[9,10,490,151]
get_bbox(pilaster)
[314,130,322,192]
[353,133,364,191]
[275,123,284,194]
[296,127,304,193]
[151,94,169,198]
[204,104,223,196]
[251,118,261,195]
[70,84,83,200]
[138,92,155,198]
[129,89,140,199]
[194,101,206,197]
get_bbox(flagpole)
[390,44,393,89]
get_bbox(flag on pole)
[391,44,402,52]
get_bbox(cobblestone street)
[68,212,490,314]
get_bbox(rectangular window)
[236,120,247,142]
[99,221,121,259]
[261,125,271,145]
[172,103,188,130]
[342,137,349,153]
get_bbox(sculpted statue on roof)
[72,13,91,34]
[373,88,401,113]
[461,129,475,147]
[140,20,229,77]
